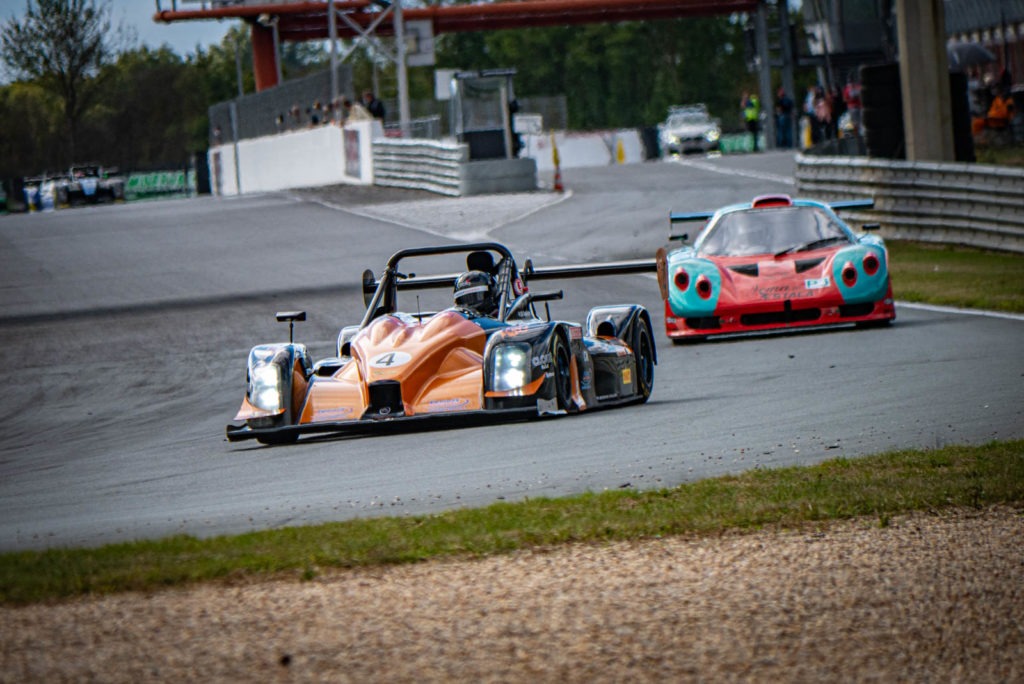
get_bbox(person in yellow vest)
[742,91,761,152]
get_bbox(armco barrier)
[796,154,1024,253]
[372,139,538,196]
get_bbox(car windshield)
[697,206,851,257]
[667,113,709,127]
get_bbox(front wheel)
[633,322,655,402]
[551,334,573,411]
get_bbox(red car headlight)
[673,269,690,292]
[696,274,713,299]
[863,253,880,276]
[841,262,858,286]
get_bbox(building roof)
[945,0,1024,34]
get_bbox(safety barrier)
[125,170,194,200]
[796,154,1024,254]
[372,138,467,196]
[372,138,538,196]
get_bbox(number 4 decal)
[369,351,412,368]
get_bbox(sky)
[0,0,237,57]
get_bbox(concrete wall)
[209,120,379,197]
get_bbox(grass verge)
[1,440,1021,606]
[888,240,1024,313]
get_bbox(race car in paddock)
[226,242,658,445]
[656,194,895,342]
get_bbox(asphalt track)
[1,151,1021,551]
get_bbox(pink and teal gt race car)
[655,194,895,342]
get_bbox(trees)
[0,0,128,164]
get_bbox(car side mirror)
[362,269,376,308]
[861,223,881,232]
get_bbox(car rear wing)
[520,258,657,282]
[666,197,875,243]
[361,255,658,297]
[827,198,875,211]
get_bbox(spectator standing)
[775,87,795,148]
[741,91,761,152]
[362,90,386,120]
[813,86,831,142]
[843,75,863,135]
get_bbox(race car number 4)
[369,351,412,368]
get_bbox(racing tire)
[632,322,655,403]
[551,334,573,411]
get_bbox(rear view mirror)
[362,269,376,308]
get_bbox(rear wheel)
[551,335,573,411]
[633,322,655,402]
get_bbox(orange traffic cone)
[551,133,564,192]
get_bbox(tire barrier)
[372,138,468,196]
[796,154,1024,253]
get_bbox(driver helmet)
[453,270,497,316]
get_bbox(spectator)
[775,87,794,148]
[362,90,385,120]
[346,97,374,122]
[741,91,761,152]
[813,86,831,142]
[843,75,863,135]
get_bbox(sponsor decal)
[369,351,412,368]
[622,368,632,385]
[756,284,815,301]
[536,397,559,415]
[314,407,354,420]
[569,326,583,340]
[425,398,470,413]
[805,276,831,289]
[532,352,552,367]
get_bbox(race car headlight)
[704,129,720,142]
[249,364,284,411]
[492,344,530,392]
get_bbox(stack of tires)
[860,62,975,162]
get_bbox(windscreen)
[697,206,851,257]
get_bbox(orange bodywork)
[299,311,491,423]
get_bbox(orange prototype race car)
[226,242,657,445]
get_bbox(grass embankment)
[888,240,1024,313]
[1,441,1022,606]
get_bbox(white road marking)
[896,301,1024,321]
[670,157,795,185]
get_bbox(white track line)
[895,301,1024,321]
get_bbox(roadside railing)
[796,154,1024,254]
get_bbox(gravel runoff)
[2,506,1022,683]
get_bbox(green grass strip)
[888,241,1024,313]
[2,440,1022,606]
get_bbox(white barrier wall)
[208,120,380,196]
[523,129,646,171]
